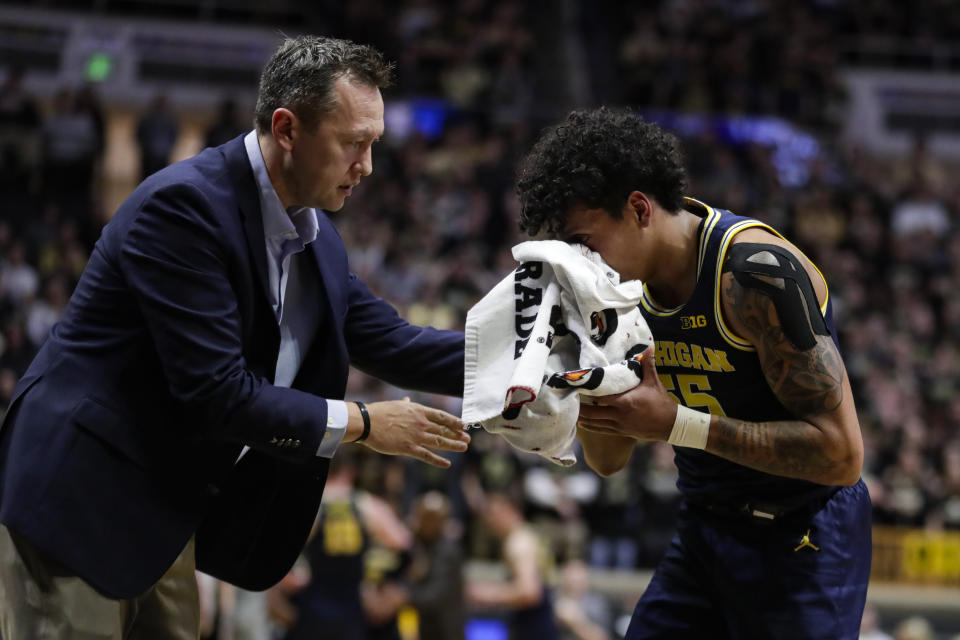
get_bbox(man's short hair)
[516,107,688,238]
[254,35,394,134]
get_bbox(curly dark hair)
[255,35,394,134]
[516,108,687,237]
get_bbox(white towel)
[463,240,654,465]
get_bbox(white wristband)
[667,405,710,449]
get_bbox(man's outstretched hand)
[349,399,470,467]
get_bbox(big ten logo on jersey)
[514,261,544,358]
[680,314,708,329]
[323,502,363,556]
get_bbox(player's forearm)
[706,415,861,486]
[469,580,542,609]
[497,582,542,609]
[577,427,634,477]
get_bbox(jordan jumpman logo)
[794,529,820,552]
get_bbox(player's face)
[290,77,383,211]
[563,202,647,282]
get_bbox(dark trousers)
[626,480,872,640]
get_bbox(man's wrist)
[353,401,371,442]
[344,401,366,443]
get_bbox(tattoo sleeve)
[724,274,843,417]
[710,416,838,479]
[712,274,846,479]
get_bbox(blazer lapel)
[224,136,271,303]
[223,135,281,378]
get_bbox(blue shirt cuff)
[315,399,348,458]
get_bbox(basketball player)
[467,491,560,640]
[514,107,871,640]
[272,450,411,640]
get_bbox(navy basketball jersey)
[284,494,370,640]
[303,495,368,600]
[639,198,837,506]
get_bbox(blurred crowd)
[1,0,959,638]
[593,0,960,129]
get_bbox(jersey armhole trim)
[714,222,830,350]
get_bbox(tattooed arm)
[710,230,864,486]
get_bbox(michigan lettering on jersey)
[655,341,735,372]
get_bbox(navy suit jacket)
[0,135,464,599]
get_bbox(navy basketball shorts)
[625,480,872,640]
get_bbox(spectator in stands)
[404,491,466,640]
[635,442,682,567]
[0,242,37,307]
[0,320,34,378]
[580,455,642,571]
[205,97,247,149]
[39,88,100,211]
[24,274,67,348]
[0,66,41,202]
[0,367,16,422]
[136,91,180,179]
[198,574,272,640]
[890,176,950,254]
[75,84,106,162]
[859,604,893,640]
[893,616,935,640]
[933,440,960,530]
[555,558,612,640]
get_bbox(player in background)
[514,107,871,640]
[467,491,561,640]
[270,450,411,640]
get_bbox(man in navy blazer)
[0,35,469,638]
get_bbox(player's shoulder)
[728,227,822,278]
[722,225,828,308]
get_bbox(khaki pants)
[0,524,200,640]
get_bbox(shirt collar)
[243,130,319,245]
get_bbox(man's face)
[289,77,384,211]
[563,202,646,282]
